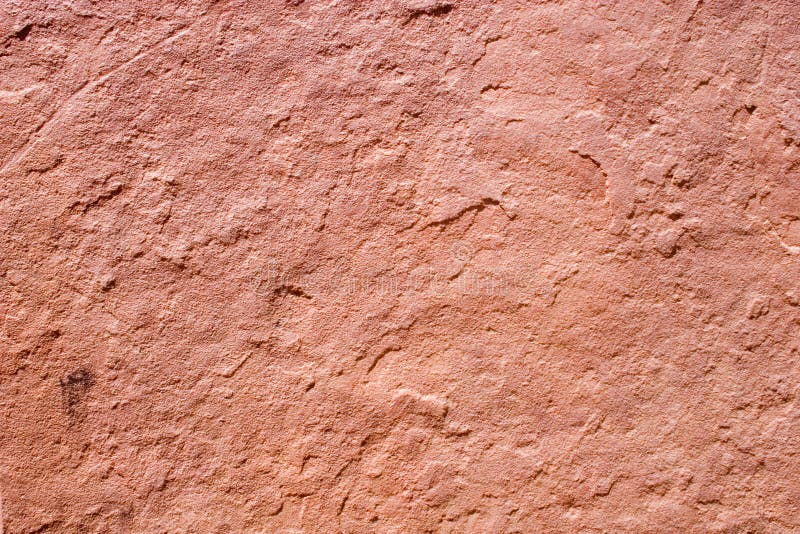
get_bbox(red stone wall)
[1,0,799,531]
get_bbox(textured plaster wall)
[1,0,800,532]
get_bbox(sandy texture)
[2,0,800,532]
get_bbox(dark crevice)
[15,24,33,40]
[423,197,500,230]
[571,150,607,177]
[404,3,454,24]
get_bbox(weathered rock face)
[1,0,799,531]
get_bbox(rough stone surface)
[1,0,800,532]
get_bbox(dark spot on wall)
[60,368,95,416]
[274,284,312,299]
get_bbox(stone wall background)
[1,0,799,531]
